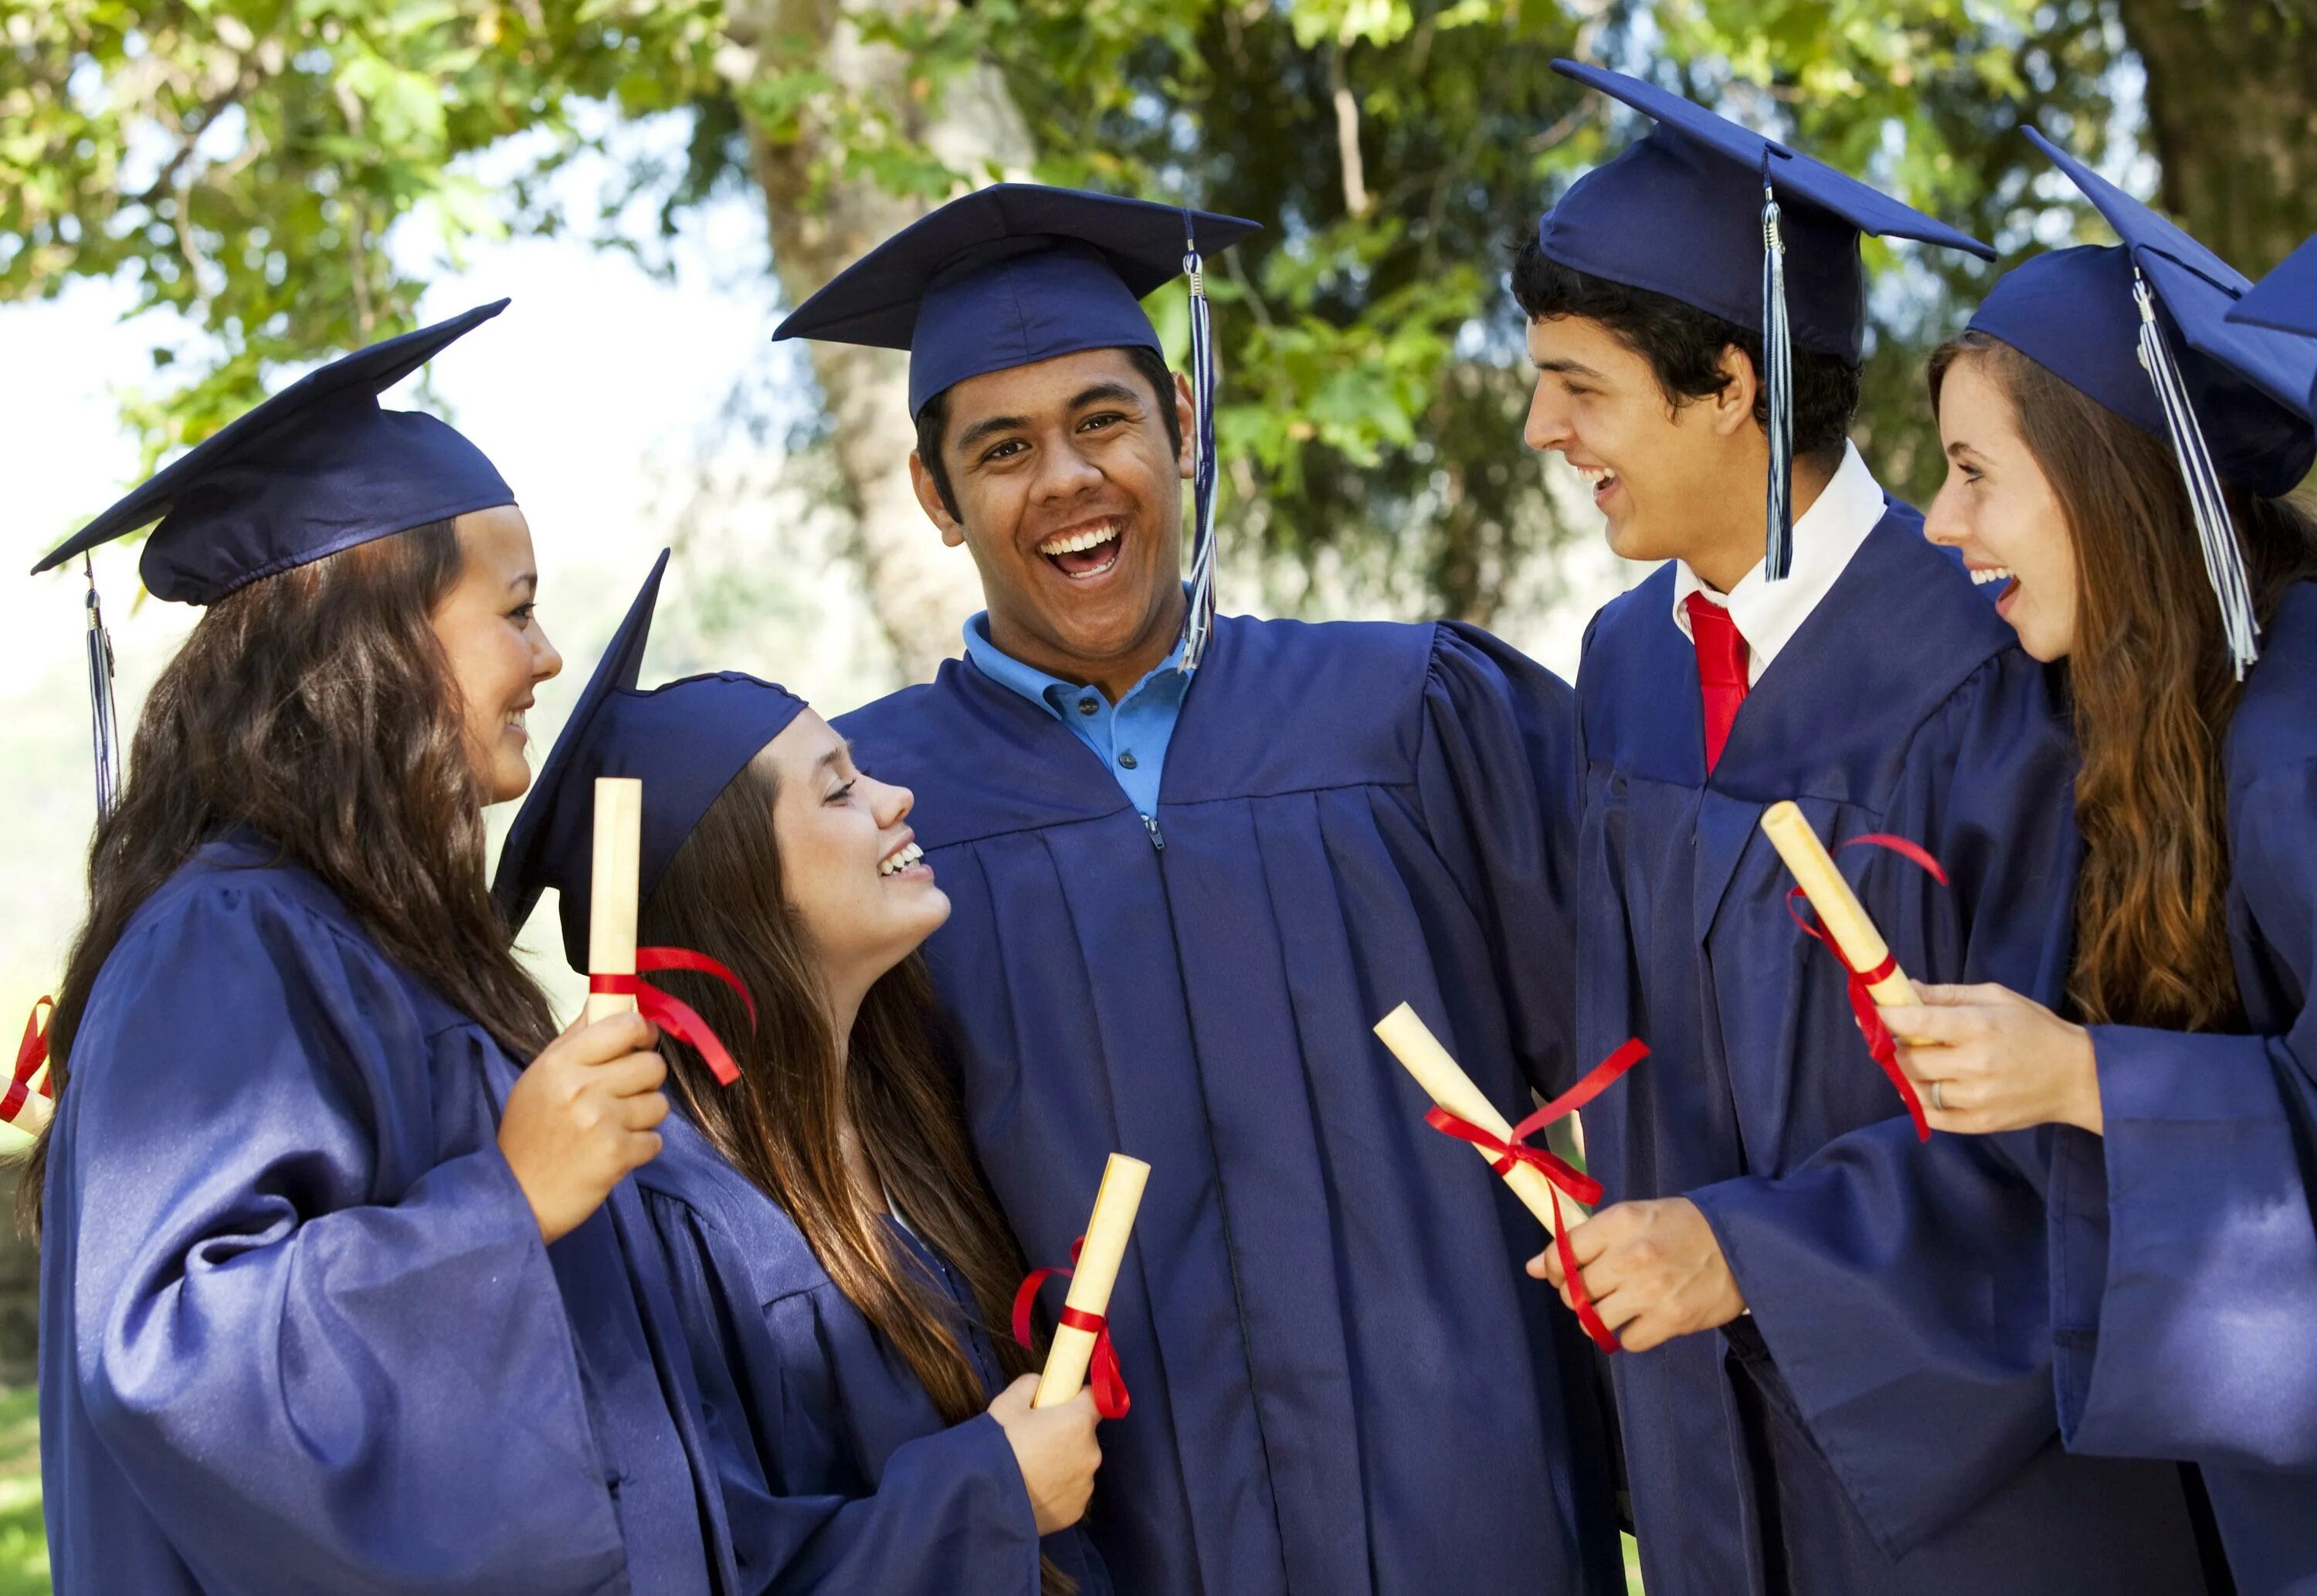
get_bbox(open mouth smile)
[1572,464,1620,507]
[1036,517,1125,580]
[877,835,929,882]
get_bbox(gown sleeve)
[1413,622,1585,1097]
[643,1194,1045,1596]
[2050,755,2317,1471]
[61,879,625,1594]
[1683,649,2096,1557]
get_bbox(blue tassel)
[1180,211,1221,674]
[83,555,122,818]
[1759,161,1795,582]
[2133,269,2260,676]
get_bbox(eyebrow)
[1532,357,1608,380]
[952,381,1148,457]
[815,739,854,773]
[1944,439,1983,460]
[510,572,538,595]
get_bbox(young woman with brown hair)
[29,305,724,1596]
[494,552,1108,1596]
[1890,135,2317,1593]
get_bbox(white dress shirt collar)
[1670,441,1888,686]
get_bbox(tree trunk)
[2116,0,2317,276]
[719,0,1034,683]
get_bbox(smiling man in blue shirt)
[779,183,1627,1596]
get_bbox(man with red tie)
[1505,62,2220,1596]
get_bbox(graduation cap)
[32,300,517,815]
[2228,229,2317,410]
[492,550,809,972]
[1538,60,1995,581]
[774,184,1260,670]
[1967,129,2317,674]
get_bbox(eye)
[979,439,1027,464]
[824,779,857,805]
[1561,381,1596,398]
[1960,464,1984,485]
[507,601,537,622]
[1079,411,1128,433]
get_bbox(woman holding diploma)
[27,307,720,1594]
[1902,139,2317,1593]
[495,553,1108,1596]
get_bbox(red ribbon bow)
[589,947,757,1087]
[1012,1235,1130,1420]
[1784,832,1949,1142]
[1424,1037,1650,1354]
[5,998,53,1125]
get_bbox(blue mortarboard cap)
[34,300,516,603]
[1968,129,2317,672]
[1540,61,1993,579]
[1540,61,1995,361]
[2229,229,2317,412]
[492,551,809,971]
[773,184,1258,415]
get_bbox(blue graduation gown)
[2049,578,2317,1595]
[1576,508,2215,1595]
[838,615,1624,1596]
[39,834,729,1595]
[631,1110,1112,1594]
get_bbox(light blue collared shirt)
[962,612,1189,817]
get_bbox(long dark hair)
[1930,333,2317,1030]
[23,521,561,1231]
[638,755,1073,1589]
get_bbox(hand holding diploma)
[1373,1003,1644,1353]
[1877,981,2105,1135]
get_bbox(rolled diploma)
[583,777,643,1026]
[1033,1153,1151,1409]
[1374,1003,1573,1235]
[11,1093,51,1137]
[1759,800,1929,1039]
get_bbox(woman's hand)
[989,1374,1103,1534]
[1879,981,2104,1135]
[498,1011,671,1243]
[1526,1198,1746,1353]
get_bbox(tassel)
[1179,211,1221,674]
[2134,269,2261,676]
[83,555,123,818]
[1760,156,1796,583]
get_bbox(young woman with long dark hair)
[494,553,1108,1596]
[29,306,721,1595]
[1889,136,2317,1593]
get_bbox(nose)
[531,621,565,683]
[868,776,915,828]
[1922,476,1966,549]
[1032,432,1105,504]
[1524,374,1572,455]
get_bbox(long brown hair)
[1929,333,2317,1030]
[23,521,560,1231]
[638,756,1073,1589]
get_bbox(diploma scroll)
[1374,1003,1569,1234]
[1759,801,1918,1012]
[1033,1154,1150,1411]
[584,777,643,1026]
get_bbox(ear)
[1709,345,1761,440]
[1172,368,1197,482]
[907,451,969,549]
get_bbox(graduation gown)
[2049,578,2317,1595]
[837,615,1624,1596]
[39,833,730,1596]
[631,1110,1112,1594]
[1576,508,2214,1595]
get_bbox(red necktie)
[1684,591,1749,773]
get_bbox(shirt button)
[1118,751,1138,770]
[1078,696,1098,716]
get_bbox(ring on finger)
[1930,1079,1946,1113]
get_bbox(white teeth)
[1970,565,2016,587]
[1573,466,1616,488]
[1038,521,1121,557]
[878,841,924,877]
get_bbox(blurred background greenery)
[6,2,2317,1589]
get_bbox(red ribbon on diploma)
[1784,833,1949,1142]
[589,947,757,1087]
[1012,1235,1130,1419]
[5,998,53,1125]
[1423,1037,1650,1355]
